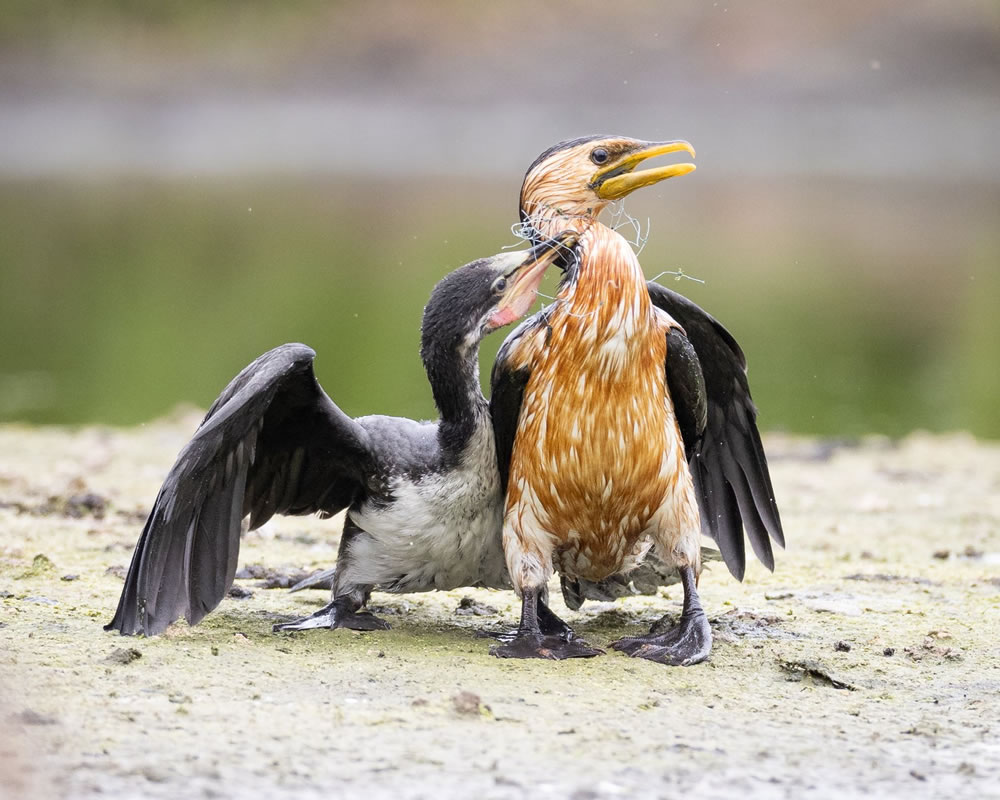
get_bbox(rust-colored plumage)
[503,220,700,591]
[489,135,726,663]
[490,135,782,664]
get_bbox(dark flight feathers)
[489,315,542,493]
[106,344,373,636]
[647,282,784,579]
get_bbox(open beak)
[593,140,696,200]
[489,231,579,329]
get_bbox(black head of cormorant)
[418,241,569,458]
[105,234,577,636]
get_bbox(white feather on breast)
[341,423,510,593]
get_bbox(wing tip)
[724,556,747,582]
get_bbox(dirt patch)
[1,423,999,799]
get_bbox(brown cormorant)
[489,136,784,663]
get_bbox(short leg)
[490,587,603,660]
[610,565,711,666]
[537,597,575,638]
[274,518,389,633]
[477,594,577,642]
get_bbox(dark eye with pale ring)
[591,148,609,165]
[494,278,508,293]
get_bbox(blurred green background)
[1,1,997,437]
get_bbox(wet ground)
[1,417,998,799]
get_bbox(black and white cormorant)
[290,139,784,662]
[105,235,576,636]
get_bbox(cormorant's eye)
[493,277,508,294]
[591,147,609,165]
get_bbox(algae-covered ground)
[1,417,998,799]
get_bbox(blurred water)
[2,94,997,180]
[1,1,997,436]
[1,175,996,437]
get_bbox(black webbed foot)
[491,633,603,660]
[610,609,710,666]
[487,587,602,659]
[610,565,712,667]
[333,609,391,631]
[272,598,390,632]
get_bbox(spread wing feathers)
[489,315,540,492]
[106,343,374,636]
[648,281,783,580]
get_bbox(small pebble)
[15,709,57,725]
[453,691,483,715]
[883,647,895,657]
[455,596,499,616]
[65,492,108,518]
[105,647,142,665]
[25,596,58,605]
[142,766,170,783]
[834,641,852,652]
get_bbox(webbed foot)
[610,565,711,666]
[272,598,390,632]
[487,588,602,659]
[491,633,603,660]
[610,609,711,666]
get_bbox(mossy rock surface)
[1,421,998,799]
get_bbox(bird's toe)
[332,610,391,631]
[490,633,603,660]
[610,611,711,666]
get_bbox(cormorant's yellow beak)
[489,232,578,329]
[593,140,696,200]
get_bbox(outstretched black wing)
[648,281,784,579]
[106,343,374,636]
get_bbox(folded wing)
[489,316,541,494]
[648,282,783,580]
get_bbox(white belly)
[343,463,509,593]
